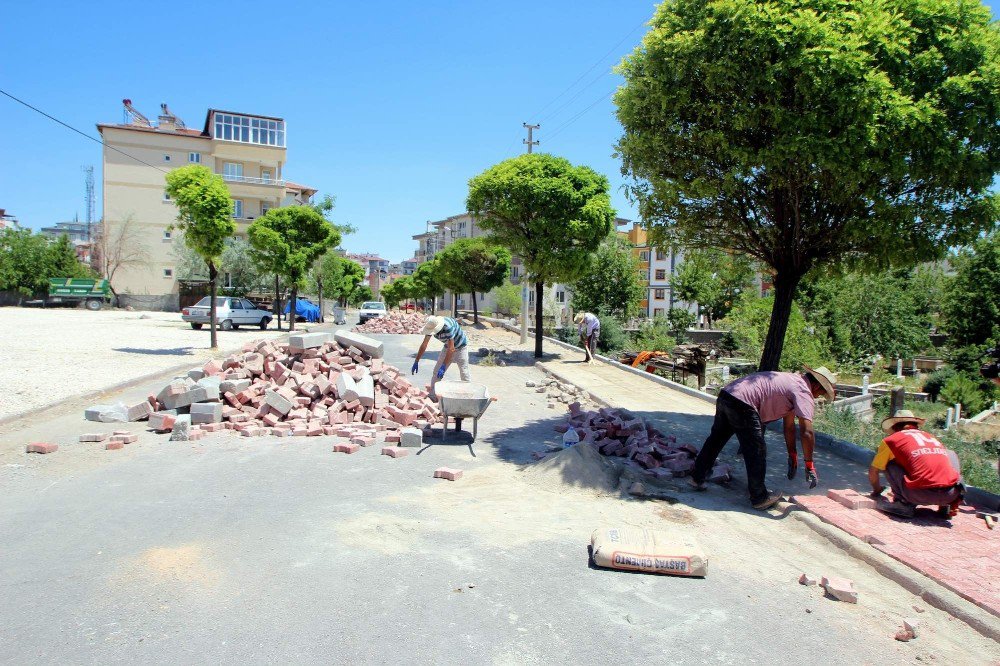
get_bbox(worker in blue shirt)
[411,315,471,396]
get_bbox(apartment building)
[97,101,316,310]
[617,222,694,319]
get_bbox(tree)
[174,236,272,298]
[92,214,149,306]
[308,195,354,321]
[616,0,1000,371]
[350,284,373,305]
[0,227,54,297]
[164,166,235,348]
[411,260,445,313]
[381,276,414,309]
[434,238,512,324]
[48,234,92,279]
[467,153,616,356]
[944,233,1000,349]
[672,249,755,327]
[570,234,645,320]
[722,294,830,372]
[247,206,340,332]
[492,281,521,317]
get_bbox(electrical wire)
[544,88,617,143]
[529,17,647,122]
[0,88,171,174]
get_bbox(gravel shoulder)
[0,307,316,421]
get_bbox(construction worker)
[688,365,837,510]
[411,315,470,397]
[574,312,600,363]
[869,410,964,519]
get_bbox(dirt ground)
[0,307,311,421]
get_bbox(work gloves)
[436,366,446,380]
[411,361,419,375]
[805,461,818,489]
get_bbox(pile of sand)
[523,442,622,493]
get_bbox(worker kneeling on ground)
[574,312,600,363]
[688,365,837,510]
[869,410,964,519]
[412,315,471,397]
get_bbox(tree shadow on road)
[113,347,196,356]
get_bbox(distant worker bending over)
[869,410,963,519]
[688,365,837,510]
[411,315,471,397]
[574,312,600,363]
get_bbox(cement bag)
[590,527,708,577]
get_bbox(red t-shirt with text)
[882,429,960,489]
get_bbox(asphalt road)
[0,334,995,664]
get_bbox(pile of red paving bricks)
[794,489,1000,617]
[352,312,427,335]
[553,402,730,480]
[75,330,444,447]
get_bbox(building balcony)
[221,173,285,187]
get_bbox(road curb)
[534,362,611,408]
[782,501,1000,641]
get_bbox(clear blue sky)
[2,0,996,263]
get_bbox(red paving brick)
[793,494,1000,618]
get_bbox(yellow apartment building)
[97,102,316,310]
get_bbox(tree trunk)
[534,280,544,358]
[289,284,298,332]
[758,272,801,371]
[472,290,479,325]
[208,261,218,349]
[317,276,324,324]
[274,275,282,331]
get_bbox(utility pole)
[522,122,540,153]
[520,123,539,343]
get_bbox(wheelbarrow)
[435,381,492,443]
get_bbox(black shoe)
[876,497,915,518]
[752,490,784,510]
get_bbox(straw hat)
[573,313,585,324]
[881,409,926,434]
[421,316,445,336]
[802,365,837,402]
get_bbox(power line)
[529,17,647,121]
[538,67,611,125]
[0,88,171,174]
[545,88,617,143]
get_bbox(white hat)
[421,316,445,336]
[802,365,837,402]
[881,409,926,434]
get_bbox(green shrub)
[631,317,677,353]
[940,373,990,415]
[596,310,627,354]
[922,368,957,402]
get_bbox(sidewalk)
[481,328,1000,621]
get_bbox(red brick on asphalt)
[26,443,58,454]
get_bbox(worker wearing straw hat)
[688,365,837,510]
[869,410,964,519]
[412,315,471,397]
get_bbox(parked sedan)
[181,297,272,331]
[358,301,387,324]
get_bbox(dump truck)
[43,278,111,310]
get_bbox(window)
[213,113,285,147]
[163,268,173,278]
[261,203,272,215]
[654,289,665,300]
[188,152,201,163]
[223,162,244,180]
[511,266,519,279]
[639,251,649,262]
[528,291,535,305]
[458,221,467,230]
[164,155,171,162]
[261,168,273,183]
[242,299,256,310]
[654,307,665,317]
[163,230,172,240]
[223,272,233,289]
[163,193,171,201]
[556,291,565,303]
[656,250,667,261]
[233,199,244,218]
[655,269,666,280]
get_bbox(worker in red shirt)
[869,410,964,518]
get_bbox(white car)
[181,296,272,331]
[358,301,387,324]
